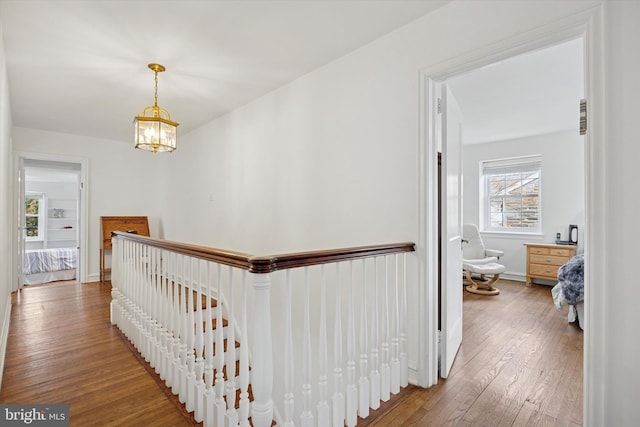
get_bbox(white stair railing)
[111,232,414,427]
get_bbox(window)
[25,193,44,241]
[481,156,541,233]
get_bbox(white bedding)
[23,269,77,285]
[552,282,584,329]
[24,248,77,284]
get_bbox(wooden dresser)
[524,243,577,286]
[100,216,149,282]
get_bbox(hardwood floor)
[0,279,582,426]
[363,280,583,427]
[0,281,193,427]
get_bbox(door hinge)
[437,330,442,369]
[437,98,442,114]
[580,99,587,135]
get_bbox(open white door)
[16,156,25,290]
[439,84,463,378]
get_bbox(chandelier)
[134,63,179,153]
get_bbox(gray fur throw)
[557,254,584,305]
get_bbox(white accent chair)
[462,223,505,295]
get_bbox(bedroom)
[22,159,81,286]
[449,37,585,293]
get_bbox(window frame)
[480,155,542,234]
[25,192,45,242]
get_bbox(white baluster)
[226,268,239,427]
[185,258,197,413]
[128,241,137,353]
[172,253,182,396]
[139,242,147,351]
[300,267,314,427]
[110,236,120,325]
[214,264,226,427]
[251,273,274,427]
[332,264,345,427]
[400,253,409,387]
[358,259,370,418]
[370,257,381,410]
[164,250,174,387]
[390,254,401,394]
[155,247,163,371]
[178,254,189,404]
[317,265,330,427]
[136,243,146,361]
[160,250,170,383]
[203,262,215,427]
[139,243,148,353]
[162,251,172,386]
[194,260,205,423]
[128,240,137,344]
[283,270,295,427]
[380,256,391,402]
[345,261,358,427]
[238,271,250,427]
[150,246,160,370]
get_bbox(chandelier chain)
[154,70,159,108]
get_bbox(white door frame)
[417,6,606,426]
[14,151,89,288]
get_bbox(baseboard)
[0,295,12,390]
[502,272,526,282]
[408,360,418,386]
[86,273,101,283]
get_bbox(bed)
[551,254,584,329]
[23,247,77,285]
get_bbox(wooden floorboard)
[362,280,583,427]
[0,279,582,426]
[0,281,194,427]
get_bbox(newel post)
[251,272,274,427]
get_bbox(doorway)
[16,153,88,289]
[438,35,586,377]
[416,7,605,424]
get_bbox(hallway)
[0,279,582,426]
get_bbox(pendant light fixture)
[134,63,179,153]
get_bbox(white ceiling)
[447,37,584,144]
[0,0,448,142]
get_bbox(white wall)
[153,0,602,419]
[156,1,600,255]
[463,131,585,280]
[13,127,161,281]
[603,1,640,424]
[0,18,13,388]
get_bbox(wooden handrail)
[111,231,415,273]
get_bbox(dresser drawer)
[529,247,550,255]
[530,263,560,278]
[549,248,573,257]
[530,254,568,266]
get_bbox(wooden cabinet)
[524,243,576,286]
[100,216,149,282]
